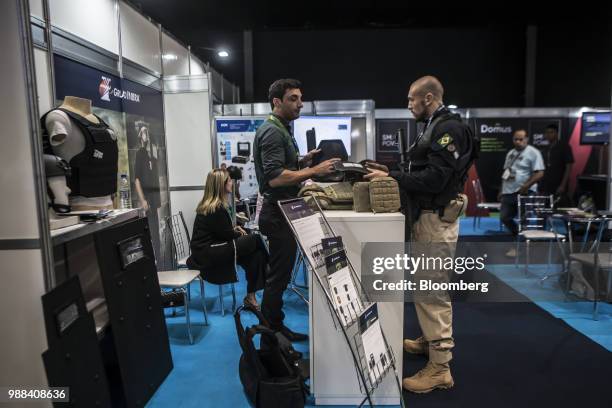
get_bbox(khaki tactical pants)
[412,211,459,364]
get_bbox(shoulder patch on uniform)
[438,133,453,147]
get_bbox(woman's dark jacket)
[188,206,238,284]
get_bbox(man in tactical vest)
[254,79,339,341]
[365,76,478,393]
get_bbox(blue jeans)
[500,193,519,235]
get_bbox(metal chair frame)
[514,195,566,275]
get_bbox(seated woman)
[189,168,267,309]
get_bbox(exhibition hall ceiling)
[132,1,588,31]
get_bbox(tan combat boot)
[403,336,428,355]
[402,361,454,393]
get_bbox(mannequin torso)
[44,96,117,210]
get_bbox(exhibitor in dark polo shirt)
[254,78,339,341]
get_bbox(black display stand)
[94,217,173,407]
[278,197,405,408]
[42,275,112,407]
[49,213,173,407]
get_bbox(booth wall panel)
[49,0,119,55]
[161,33,189,76]
[169,190,202,238]
[33,48,53,115]
[119,2,161,74]
[0,250,48,394]
[29,0,44,19]
[190,56,206,75]
[164,91,212,187]
[0,2,40,240]
[0,2,48,403]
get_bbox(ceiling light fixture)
[217,50,229,58]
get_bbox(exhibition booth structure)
[375,107,612,213]
[3,0,236,406]
[3,0,612,405]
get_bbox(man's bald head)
[407,75,445,121]
[410,76,444,102]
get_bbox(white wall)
[119,2,161,73]
[33,48,53,115]
[190,55,206,75]
[164,91,212,187]
[164,81,213,236]
[29,0,44,19]
[161,33,190,76]
[0,1,49,406]
[49,0,119,54]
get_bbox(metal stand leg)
[219,285,225,317]
[515,237,520,268]
[185,287,193,344]
[541,240,565,285]
[172,289,177,317]
[525,240,530,275]
[231,283,236,313]
[200,277,208,325]
[288,250,309,305]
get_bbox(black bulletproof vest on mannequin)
[41,108,119,197]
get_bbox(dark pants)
[500,193,519,235]
[258,201,297,329]
[146,207,160,261]
[235,234,268,294]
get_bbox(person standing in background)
[499,129,544,256]
[538,124,574,206]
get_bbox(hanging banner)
[375,120,407,171]
[528,118,563,147]
[123,78,171,267]
[53,54,171,268]
[215,117,265,199]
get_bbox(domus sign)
[480,123,512,134]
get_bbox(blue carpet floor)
[146,268,310,408]
[147,217,611,407]
[487,263,612,351]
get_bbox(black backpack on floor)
[234,305,307,408]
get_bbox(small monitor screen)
[293,116,352,156]
[581,112,610,145]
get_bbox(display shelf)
[278,197,405,407]
[51,209,141,246]
[352,328,397,396]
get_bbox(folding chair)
[514,195,566,275]
[472,178,502,231]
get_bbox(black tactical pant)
[258,201,297,329]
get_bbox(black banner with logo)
[528,118,561,147]
[53,55,171,269]
[473,118,525,201]
[375,119,409,170]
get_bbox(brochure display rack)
[278,198,404,407]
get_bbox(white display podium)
[310,210,405,405]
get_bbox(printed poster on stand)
[215,117,265,199]
[359,304,391,385]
